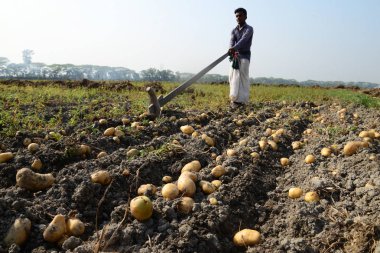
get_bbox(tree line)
[0,50,379,88]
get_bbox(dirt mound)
[0,102,379,253]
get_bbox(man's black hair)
[234,8,247,16]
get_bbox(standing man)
[229,8,254,108]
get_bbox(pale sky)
[1,0,380,83]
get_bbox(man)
[229,8,254,108]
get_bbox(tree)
[22,49,34,65]
[0,57,10,66]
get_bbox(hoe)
[147,52,229,118]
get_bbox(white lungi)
[229,58,250,104]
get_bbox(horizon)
[1,0,380,84]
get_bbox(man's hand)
[229,48,236,54]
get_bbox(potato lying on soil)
[27,143,39,153]
[199,181,216,194]
[16,168,55,191]
[66,218,85,236]
[97,151,107,159]
[177,197,194,214]
[90,170,111,185]
[104,127,115,136]
[177,177,196,197]
[304,191,320,202]
[181,160,201,173]
[320,147,332,157]
[280,158,289,166]
[79,144,91,155]
[226,149,237,157]
[211,180,222,189]
[3,217,32,246]
[209,197,218,205]
[305,155,316,164]
[288,187,303,199]
[137,184,157,196]
[201,134,215,146]
[233,229,261,246]
[43,214,66,243]
[180,125,195,135]
[162,183,179,200]
[211,165,226,178]
[179,171,197,182]
[31,158,43,170]
[162,176,173,183]
[130,196,153,221]
[0,152,14,163]
[343,141,366,156]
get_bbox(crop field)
[0,79,380,253]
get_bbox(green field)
[0,81,379,136]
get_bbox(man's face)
[235,12,246,25]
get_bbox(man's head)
[234,8,247,26]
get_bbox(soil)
[1,98,380,253]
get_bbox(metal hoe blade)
[147,52,229,118]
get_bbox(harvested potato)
[239,138,248,146]
[180,125,195,135]
[162,176,173,183]
[43,214,66,243]
[162,183,179,200]
[90,170,111,185]
[211,180,222,189]
[181,160,201,173]
[97,151,107,159]
[121,118,130,125]
[27,143,39,153]
[209,197,218,205]
[114,129,124,137]
[31,158,43,170]
[268,140,278,151]
[233,229,261,246]
[66,218,85,236]
[137,184,157,196]
[104,127,115,136]
[179,171,197,182]
[305,155,316,164]
[226,149,237,157]
[177,177,196,197]
[280,158,289,166]
[343,141,365,156]
[250,152,260,159]
[264,128,272,136]
[201,134,215,146]
[3,217,32,246]
[127,149,140,157]
[191,131,199,138]
[79,144,91,155]
[291,141,302,150]
[23,138,32,146]
[99,119,107,125]
[177,197,194,214]
[275,128,285,135]
[130,196,153,221]
[199,180,216,194]
[258,140,267,150]
[288,187,303,199]
[0,152,14,163]
[113,136,121,144]
[211,165,226,178]
[304,191,320,202]
[16,168,54,191]
[321,147,332,157]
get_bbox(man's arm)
[231,26,253,51]
[229,30,236,53]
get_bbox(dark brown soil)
[0,100,379,253]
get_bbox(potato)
[271,134,280,143]
[239,138,248,146]
[191,131,199,138]
[162,183,179,200]
[130,196,153,221]
[181,160,201,173]
[268,140,278,151]
[211,180,222,189]
[226,149,237,157]
[0,152,14,163]
[177,177,196,197]
[79,144,91,155]
[209,197,218,205]
[179,171,197,182]
[201,134,215,146]
[104,127,115,136]
[97,151,107,159]
[137,184,157,196]
[27,143,39,153]
[288,187,303,199]
[250,152,260,159]
[304,191,320,202]
[321,147,332,157]
[114,129,125,137]
[199,180,216,194]
[280,158,289,166]
[66,218,85,236]
[16,168,54,191]
[90,170,111,185]
[99,119,107,125]
[127,148,140,157]
[31,158,43,170]
[343,141,365,156]
[113,136,121,144]
[233,229,261,246]
[305,154,316,164]
[275,128,285,135]
[291,141,302,150]
[264,128,272,136]
[177,197,194,214]
[258,140,267,150]
[162,176,173,183]
[3,218,31,246]
[180,125,195,135]
[211,165,226,178]
[121,118,130,125]
[23,138,32,146]
[43,214,66,243]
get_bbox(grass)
[0,81,379,136]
